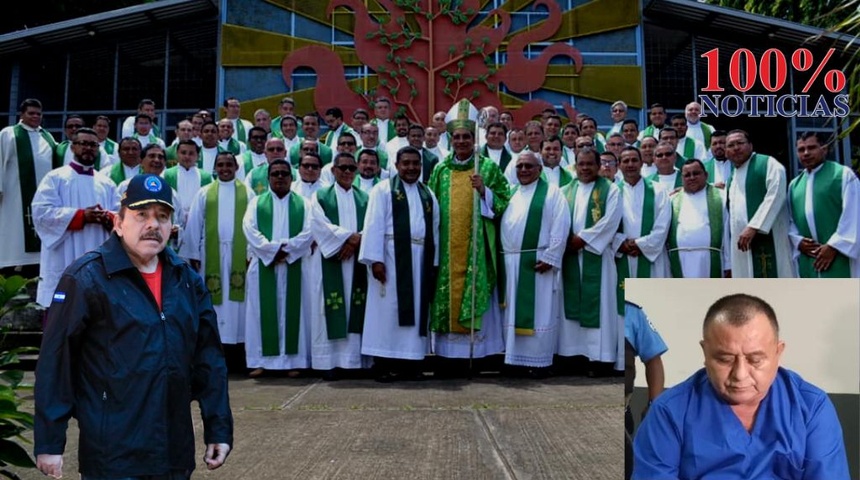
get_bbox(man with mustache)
[31,127,120,308]
[35,173,233,479]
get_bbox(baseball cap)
[121,174,174,210]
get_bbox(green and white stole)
[103,139,117,156]
[540,167,573,188]
[108,162,140,186]
[353,175,379,190]
[735,154,778,278]
[133,132,159,146]
[561,177,610,328]
[789,162,850,277]
[648,171,682,189]
[317,185,369,339]
[235,120,246,143]
[248,165,270,195]
[257,191,305,356]
[615,179,655,313]
[163,166,212,192]
[204,181,249,304]
[14,124,58,252]
[224,138,241,155]
[513,179,548,335]
[241,151,255,175]
[667,185,723,278]
[391,175,435,336]
[682,138,696,160]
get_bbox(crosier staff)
[468,108,489,379]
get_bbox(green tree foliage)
[709,0,842,28]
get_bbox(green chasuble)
[14,124,58,252]
[667,185,724,278]
[204,180,249,304]
[317,184,369,339]
[512,178,549,335]
[789,161,851,278]
[561,176,612,328]
[427,153,510,334]
[614,178,656,314]
[256,191,305,356]
[732,154,778,278]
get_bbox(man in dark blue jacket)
[34,173,233,479]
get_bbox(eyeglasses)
[74,141,99,148]
[249,136,268,141]
[654,152,674,158]
[338,141,356,147]
[266,147,285,152]
[600,161,617,167]
[269,170,291,178]
[300,163,320,170]
[335,165,357,172]
[576,143,594,148]
[515,164,538,170]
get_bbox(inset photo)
[625,278,859,480]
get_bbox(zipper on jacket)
[160,311,166,322]
[103,391,107,401]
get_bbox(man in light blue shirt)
[633,293,849,480]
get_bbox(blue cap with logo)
[121,174,174,210]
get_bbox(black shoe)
[375,371,399,383]
[321,369,339,381]
[526,367,551,379]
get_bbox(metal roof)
[0,0,218,57]
[643,0,855,51]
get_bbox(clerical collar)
[487,147,502,152]
[270,189,290,200]
[218,178,235,185]
[303,180,318,186]
[180,164,196,172]
[715,157,728,162]
[69,160,94,176]
[452,155,473,165]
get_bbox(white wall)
[627,278,860,394]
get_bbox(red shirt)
[140,261,163,310]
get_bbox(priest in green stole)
[354,148,383,193]
[558,148,623,371]
[244,138,287,196]
[101,137,142,186]
[427,99,511,361]
[242,160,315,376]
[309,153,372,377]
[359,146,439,382]
[726,130,794,278]
[162,140,213,223]
[500,152,570,376]
[614,147,671,292]
[181,151,253,372]
[668,160,732,278]
[0,98,57,269]
[788,132,860,277]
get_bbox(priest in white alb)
[182,151,254,372]
[309,152,372,377]
[500,152,569,376]
[243,160,315,377]
[726,130,794,278]
[788,132,859,278]
[667,159,731,278]
[558,148,623,372]
[31,128,119,307]
[359,146,439,382]
[614,147,671,283]
[0,98,58,270]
